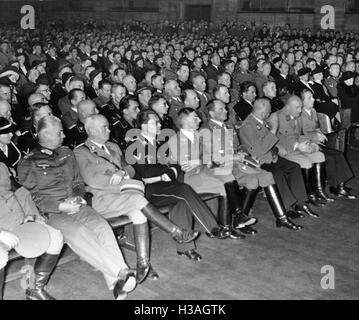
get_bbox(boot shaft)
[217,196,231,227]
[133,222,150,263]
[141,203,176,235]
[264,184,287,220]
[242,188,259,216]
[0,268,4,300]
[224,181,245,213]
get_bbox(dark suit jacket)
[293,80,314,96]
[205,64,223,81]
[233,98,253,121]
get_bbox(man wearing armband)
[127,110,235,262]
[74,114,199,283]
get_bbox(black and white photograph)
[0,0,359,306]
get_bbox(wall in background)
[0,0,358,31]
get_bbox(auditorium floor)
[4,149,359,300]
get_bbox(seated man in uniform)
[272,95,327,210]
[168,107,257,236]
[17,115,137,300]
[127,110,233,262]
[64,99,99,149]
[299,89,356,200]
[17,103,53,156]
[74,114,198,283]
[201,100,303,230]
[61,88,86,132]
[240,98,318,222]
[0,162,64,300]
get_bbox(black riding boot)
[141,204,199,244]
[301,168,326,207]
[314,163,334,203]
[224,182,257,228]
[242,188,259,217]
[133,223,151,284]
[217,196,245,239]
[25,253,59,300]
[264,185,303,230]
[0,268,4,300]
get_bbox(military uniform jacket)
[168,130,234,191]
[168,97,185,120]
[275,108,307,152]
[298,108,322,142]
[128,134,180,181]
[93,94,110,109]
[168,130,204,175]
[239,114,279,165]
[200,119,239,175]
[17,127,38,156]
[17,146,86,214]
[98,101,138,152]
[64,121,88,149]
[74,139,136,197]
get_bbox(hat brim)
[0,70,19,78]
[0,122,17,135]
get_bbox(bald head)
[84,114,110,144]
[78,99,98,123]
[285,95,303,118]
[252,98,271,120]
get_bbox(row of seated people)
[1,26,358,300]
[0,87,357,300]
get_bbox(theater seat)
[107,192,221,250]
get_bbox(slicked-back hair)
[240,81,256,94]
[177,107,196,127]
[68,88,84,101]
[98,79,112,90]
[148,94,166,110]
[136,109,158,127]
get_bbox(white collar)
[251,114,264,125]
[210,119,225,127]
[244,98,253,106]
[280,73,287,78]
[0,144,8,156]
[141,133,156,145]
[90,139,110,154]
[304,109,312,115]
[180,129,195,143]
